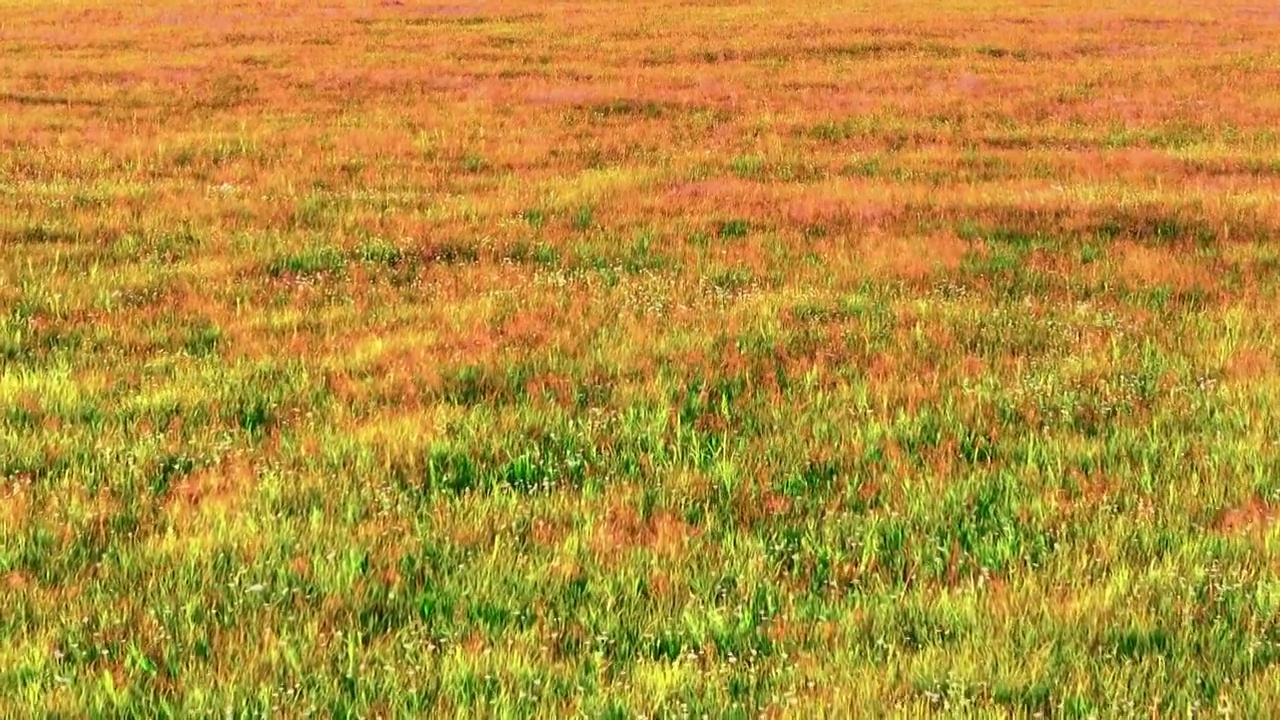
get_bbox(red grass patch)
[165,458,257,528]
[530,516,570,547]
[413,3,492,19]
[592,503,698,563]
[1224,347,1274,382]
[0,484,29,527]
[665,178,761,204]
[830,232,973,281]
[1213,496,1277,534]
[762,490,791,516]
[523,84,617,107]
[959,354,986,378]
[1117,242,1215,292]
[3,571,32,591]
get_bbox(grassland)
[3,0,1280,716]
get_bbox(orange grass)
[4,0,1280,715]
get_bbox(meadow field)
[3,0,1280,715]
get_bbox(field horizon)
[3,0,1280,716]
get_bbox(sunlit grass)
[3,0,1280,715]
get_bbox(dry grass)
[3,0,1280,715]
